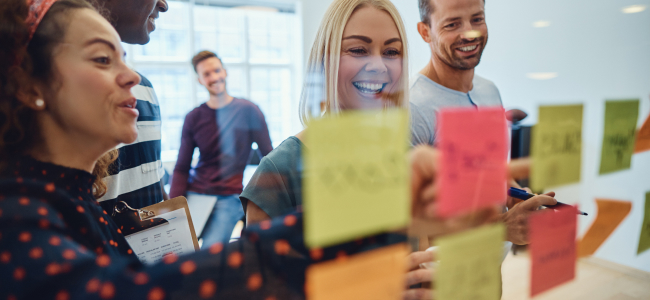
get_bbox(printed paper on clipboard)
[113,197,200,265]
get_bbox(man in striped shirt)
[87,0,171,213]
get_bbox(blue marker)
[508,187,588,216]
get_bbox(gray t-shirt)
[240,136,304,218]
[410,73,503,146]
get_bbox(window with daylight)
[123,0,303,162]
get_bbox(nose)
[364,54,388,74]
[157,0,168,13]
[117,65,141,91]
[460,22,477,41]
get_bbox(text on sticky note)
[436,223,504,300]
[304,110,410,248]
[599,100,639,174]
[437,107,508,217]
[530,206,577,297]
[531,104,583,191]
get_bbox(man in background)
[88,0,171,215]
[412,0,556,246]
[171,51,273,247]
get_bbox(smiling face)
[337,5,403,111]
[47,8,141,149]
[196,57,228,97]
[103,0,168,44]
[426,0,487,70]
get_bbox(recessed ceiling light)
[526,72,558,80]
[622,5,646,14]
[533,20,551,28]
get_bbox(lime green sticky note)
[531,104,583,191]
[304,110,410,248]
[599,100,639,175]
[437,223,505,300]
[638,192,650,255]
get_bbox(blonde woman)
[241,0,409,223]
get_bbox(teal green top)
[240,136,304,218]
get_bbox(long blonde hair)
[298,0,410,127]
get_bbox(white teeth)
[458,45,478,52]
[353,82,385,94]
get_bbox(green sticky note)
[638,192,650,255]
[437,223,505,300]
[599,100,639,174]
[304,110,410,248]
[531,104,583,191]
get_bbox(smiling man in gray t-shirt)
[412,0,558,250]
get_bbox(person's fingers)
[403,288,434,300]
[408,251,434,270]
[419,184,438,206]
[542,191,555,198]
[410,146,439,216]
[405,268,434,287]
[523,187,533,193]
[518,194,557,211]
[508,158,530,180]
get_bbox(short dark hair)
[191,50,221,73]
[419,0,485,26]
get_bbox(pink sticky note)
[529,206,577,297]
[437,107,508,217]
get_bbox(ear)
[417,22,433,43]
[16,83,47,111]
[223,68,227,78]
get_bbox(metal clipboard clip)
[113,201,156,220]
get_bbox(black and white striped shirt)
[98,73,164,213]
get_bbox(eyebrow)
[384,38,402,45]
[342,35,372,43]
[84,38,116,51]
[442,11,485,23]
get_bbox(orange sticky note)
[634,113,650,153]
[578,199,632,257]
[437,107,508,217]
[529,206,577,297]
[306,244,408,300]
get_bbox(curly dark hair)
[0,0,117,198]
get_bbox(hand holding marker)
[508,187,588,216]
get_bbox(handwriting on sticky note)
[578,199,631,257]
[599,100,639,174]
[637,192,650,254]
[437,108,508,217]
[436,223,504,300]
[306,243,408,300]
[634,113,650,154]
[530,206,577,297]
[531,105,583,191]
[304,110,410,248]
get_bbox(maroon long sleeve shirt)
[170,99,273,197]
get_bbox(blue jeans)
[188,193,244,249]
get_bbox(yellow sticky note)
[306,243,408,300]
[578,199,632,257]
[304,110,410,248]
[599,100,639,174]
[436,223,504,300]
[531,104,583,191]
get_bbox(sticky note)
[304,110,409,248]
[599,100,639,174]
[436,223,504,300]
[437,107,508,217]
[577,199,631,257]
[529,206,577,297]
[637,192,650,254]
[306,243,408,300]
[531,104,583,191]
[634,113,650,153]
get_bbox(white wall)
[299,0,650,272]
